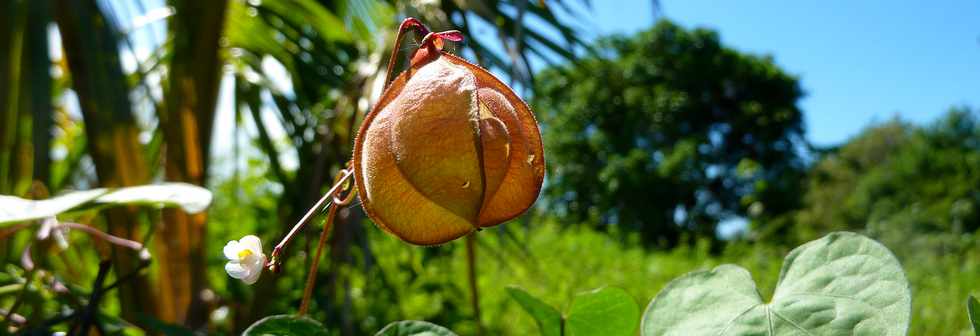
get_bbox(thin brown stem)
[297,201,338,316]
[0,222,34,240]
[61,222,143,251]
[466,234,482,336]
[383,17,428,89]
[268,169,353,272]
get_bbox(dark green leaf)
[374,320,457,336]
[969,295,979,336]
[243,315,329,336]
[506,286,562,336]
[566,287,639,336]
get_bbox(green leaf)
[0,183,213,224]
[506,286,562,336]
[641,232,911,336]
[243,315,329,336]
[566,287,640,336]
[374,320,457,336]
[969,295,979,336]
[0,189,107,224]
[92,183,213,213]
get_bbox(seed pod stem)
[298,198,338,316]
[267,168,354,273]
[383,18,430,89]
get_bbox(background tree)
[53,0,154,323]
[534,20,806,246]
[792,107,980,248]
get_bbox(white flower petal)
[224,235,266,285]
[225,262,248,279]
[241,267,262,284]
[37,217,57,240]
[53,228,69,250]
[240,235,263,255]
[223,240,241,260]
[247,253,267,269]
[139,249,152,260]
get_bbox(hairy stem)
[383,17,429,89]
[269,169,354,272]
[298,202,338,316]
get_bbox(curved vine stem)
[267,166,356,316]
[298,168,356,315]
[298,202,338,316]
[267,168,354,273]
[382,18,465,91]
[383,17,429,89]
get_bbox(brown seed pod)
[352,19,545,246]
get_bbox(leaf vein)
[716,303,762,336]
[772,309,815,336]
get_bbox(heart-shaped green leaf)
[375,320,458,336]
[969,295,979,336]
[642,232,910,336]
[507,286,562,336]
[567,286,640,336]
[243,315,329,336]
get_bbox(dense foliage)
[535,21,806,245]
[0,0,977,335]
[790,108,980,246]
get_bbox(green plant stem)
[0,284,22,296]
[2,267,34,326]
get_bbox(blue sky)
[577,0,980,146]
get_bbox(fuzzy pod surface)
[353,28,545,245]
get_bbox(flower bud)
[353,27,544,245]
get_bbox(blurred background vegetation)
[0,0,977,334]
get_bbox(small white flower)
[37,217,69,250]
[223,235,266,285]
[139,248,152,260]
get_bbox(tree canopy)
[534,20,806,245]
[792,108,980,246]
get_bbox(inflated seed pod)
[353,20,545,246]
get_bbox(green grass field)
[345,223,978,335]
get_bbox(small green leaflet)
[641,232,911,336]
[243,315,329,336]
[969,295,979,336]
[566,287,640,336]
[508,286,640,336]
[374,320,457,336]
[507,286,562,336]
